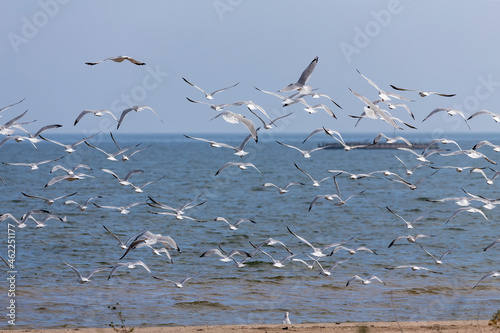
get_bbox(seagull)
[28,214,67,228]
[371,133,413,147]
[64,195,102,211]
[394,156,431,176]
[107,260,152,280]
[51,163,92,175]
[73,110,117,126]
[222,101,273,121]
[385,265,442,274]
[291,98,337,118]
[419,245,455,265]
[287,226,354,257]
[472,140,500,152]
[389,85,456,98]
[64,262,112,284]
[283,312,291,325]
[85,56,145,66]
[397,147,448,163]
[247,108,293,130]
[130,175,166,193]
[385,170,438,191]
[294,91,342,110]
[102,225,146,250]
[0,109,33,136]
[45,172,94,187]
[422,108,470,129]
[484,238,500,252]
[116,105,162,130]
[183,77,239,100]
[84,140,136,161]
[327,169,378,180]
[251,238,293,255]
[211,111,258,142]
[291,256,316,270]
[472,271,500,289]
[275,140,333,158]
[301,127,336,144]
[110,132,150,161]
[147,194,206,218]
[262,182,305,194]
[309,175,365,210]
[439,149,496,165]
[39,132,99,153]
[93,201,145,215]
[119,236,177,262]
[429,165,482,173]
[279,56,318,93]
[21,191,77,205]
[2,156,63,171]
[372,99,415,120]
[346,275,385,287]
[249,242,298,268]
[214,216,256,230]
[468,167,500,185]
[0,209,50,228]
[386,206,431,229]
[356,70,414,102]
[311,257,352,277]
[185,97,229,111]
[445,207,490,224]
[322,128,369,151]
[460,187,499,210]
[388,234,432,248]
[467,109,500,123]
[330,246,377,256]
[200,246,252,262]
[13,124,63,145]
[127,230,180,253]
[101,168,144,186]
[184,132,256,157]
[214,162,262,176]
[293,162,330,187]
[153,269,201,288]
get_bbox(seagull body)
[309,175,365,210]
[116,105,162,130]
[84,140,135,161]
[153,270,201,288]
[2,156,63,170]
[86,56,145,66]
[372,133,413,146]
[330,245,377,256]
[64,196,102,211]
[276,140,333,158]
[130,175,166,193]
[200,246,251,262]
[250,242,298,268]
[74,109,117,126]
[247,108,293,130]
[64,263,111,284]
[294,162,329,187]
[21,191,77,205]
[346,275,385,287]
[283,312,291,325]
[389,85,456,98]
[422,108,470,129]
[40,133,98,153]
[445,207,490,224]
[385,170,438,190]
[419,245,455,265]
[279,56,318,93]
[287,226,354,257]
[394,156,431,176]
[184,132,254,157]
[312,257,352,276]
[51,164,92,175]
[93,201,144,215]
[45,172,94,187]
[388,234,432,248]
[102,168,144,186]
[214,216,255,230]
[215,162,261,176]
[385,265,442,274]
[398,147,447,163]
[263,182,304,194]
[108,260,152,280]
[467,109,500,123]
[386,206,430,229]
[183,77,238,100]
[211,111,258,142]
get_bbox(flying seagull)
[389,85,456,97]
[279,56,318,93]
[85,56,145,66]
[183,77,239,100]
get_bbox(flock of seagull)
[1,55,500,325]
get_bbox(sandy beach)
[0,320,492,333]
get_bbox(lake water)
[1,131,499,329]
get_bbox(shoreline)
[1,320,492,333]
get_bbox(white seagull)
[386,206,431,229]
[287,226,354,257]
[294,162,330,187]
[107,260,152,280]
[64,196,102,211]
[116,105,162,130]
[262,182,304,194]
[93,201,145,215]
[153,269,201,288]
[389,85,456,98]
[385,265,442,274]
[445,207,490,224]
[74,110,117,126]
[184,132,255,157]
[211,111,258,142]
[40,132,99,153]
[2,156,63,171]
[215,162,262,176]
[276,140,333,158]
[346,275,385,287]
[84,140,137,161]
[200,246,252,262]
[21,191,77,205]
[472,271,500,289]
[356,69,414,102]
[64,262,112,284]
[388,234,432,248]
[279,56,318,93]
[467,109,500,123]
[214,216,256,230]
[101,168,144,186]
[422,108,470,129]
[183,77,239,100]
[419,244,455,265]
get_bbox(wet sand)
[1,320,491,333]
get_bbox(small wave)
[174,300,232,310]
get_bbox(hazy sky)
[2,1,500,135]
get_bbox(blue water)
[1,131,499,329]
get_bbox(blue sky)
[1,1,500,135]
